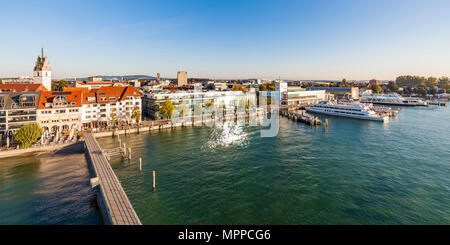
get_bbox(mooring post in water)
[153,170,156,190]
[139,157,142,172]
[128,147,131,159]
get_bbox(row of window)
[40,109,80,114]
[40,118,79,124]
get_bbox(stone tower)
[33,47,52,91]
[177,71,187,87]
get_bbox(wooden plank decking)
[84,133,141,225]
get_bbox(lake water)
[1,106,448,224]
[99,106,450,225]
[0,144,102,225]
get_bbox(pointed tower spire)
[41,44,44,58]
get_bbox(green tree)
[417,87,427,97]
[438,77,449,90]
[426,77,438,87]
[232,85,247,93]
[109,111,118,128]
[396,75,427,87]
[386,81,398,92]
[205,99,215,108]
[429,86,437,95]
[51,80,69,91]
[14,123,43,148]
[404,86,413,94]
[159,99,175,119]
[259,84,268,91]
[131,106,142,124]
[370,83,383,93]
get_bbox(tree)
[51,80,69,91]
[396,75,426,87]
[0,78,3,84]
[232,85,247,93]
[417,87,427,97]
[370,83,383,94]
[426,77,438,87]
[429,86,437,95]
[109,111,118,128]
[159,99,175,119]
[205,99,215,108]
[14,123,43,148]
[259,84,268,91]
[438,77,449,90]
[386,81,398,92]
[131,106,141,124]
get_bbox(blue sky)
[1,0,449,80]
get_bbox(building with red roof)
[0,83,47,92]
[36,91,82,134]
[64,85,142,129]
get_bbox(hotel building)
[142,90,256,119]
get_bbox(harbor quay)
[84,133,141,225]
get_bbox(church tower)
[33,47,52,91]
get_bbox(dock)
[84,133,141,225]
[372,106,398,117]
[280,109,322,126]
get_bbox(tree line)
[396,75,449,90]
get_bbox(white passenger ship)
[306,102,389,122]
[360,93,428,106]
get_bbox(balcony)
[8,110,37,116]
[8,117,36,123]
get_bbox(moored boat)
[306,101,389,122]
[360,93,428,106]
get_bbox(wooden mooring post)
[153,170,156,190]
[139,157,142,172]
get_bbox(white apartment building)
[67,86,142,128]
[37,91,82,135]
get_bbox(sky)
[1,0,449,80]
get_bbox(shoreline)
[93,114,263,138]
[0,141,80,159]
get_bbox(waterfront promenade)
[84,133,141,225]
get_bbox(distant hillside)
[65,75,157,81]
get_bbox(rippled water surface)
[0,144,102,225]
[99,106,450,225]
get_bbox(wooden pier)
[372,106,398,117]
[84,133,141,225]
[280,109,322,126]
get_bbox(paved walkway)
[84,133,141,225]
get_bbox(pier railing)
[84,133,141,225]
